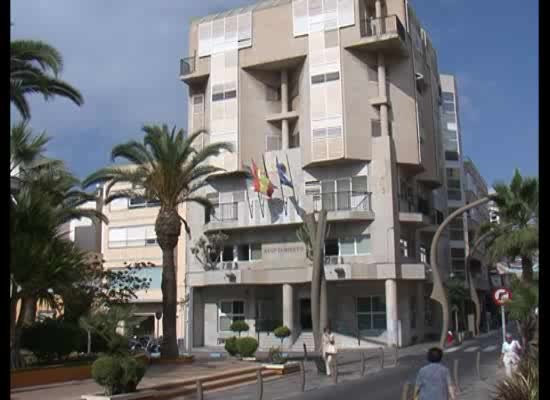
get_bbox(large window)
[134,266,162,290]
[451,248,466,274]
[325,235,372,256]
[237,244,262,261]
[357,297,386,331]
[219,300,245,331]
[108,225,157,248]
[129,196,161,209]
[442,92,455,102]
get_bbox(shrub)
[230,320,249,337]
[236,337,258,358]
[21,319,82,362]
[273,326,291,346]
[92,355,146,395]
[92,356,124,396]
[224,336,238,356]
[268,346,286,365]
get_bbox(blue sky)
[11,0,538,187]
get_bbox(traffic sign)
[492,288,512,306]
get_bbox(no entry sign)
[492,288,512,306]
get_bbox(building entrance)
[299,298,312,330]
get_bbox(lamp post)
[430,195,496,348]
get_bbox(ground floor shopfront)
[187,280,445,350]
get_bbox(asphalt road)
[285,334,501,400]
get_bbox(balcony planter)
[81,390,156,400]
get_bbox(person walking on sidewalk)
[322,327,337,376]
[501,333,522,378]
[414,347,456,400]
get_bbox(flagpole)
[276,156,287,215]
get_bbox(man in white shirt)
[501,333,522,377]
[322,327,337,376]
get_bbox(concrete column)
[385,279,399,346]
[377,53,389,137]
[375,0,382,18]
[186,286,194,352]
[281,70,289,150]
[283,284,294,332]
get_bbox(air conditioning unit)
[220,261,237,270]
[325,256,342,265]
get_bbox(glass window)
[357,296,386,331]
[134,266,162,290]
[442,102,455,113]
[325,239,339,256]
[356,234,371,254]
[250,243,262,260]
[212,92,224,102]
[446,168,461,178]
[448,189,462,201]
[224,90,237,99]
[311,74,325,84]
[400,239,408,257]
[340,238,355,256]
[219,300,245,332]
[445,151,459,161]
[442,92,454,102]
[325,71,340,82]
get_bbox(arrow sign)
[492,288,512,306]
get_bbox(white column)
[281,70,289,150]
[283,284,294,332]
[385,279,399,346]
[378,53,389,137]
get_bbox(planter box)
[11,363,92,388]
[262,361,300,375]
[81,390,156,400]
[241,357,256,361]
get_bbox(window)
[108,225,156,248]
[410,296,417,329]
[420,245,429,264]
[445,151,459,161]
[133,266,162,290]
[265,132,282,152]
[442,102,455,114]
[446,168,461,178]
[324,239,339,256]
[289,131,300,148]
[337,235,372,256]
[357,297,386,331]
[219,300,245,331]
[447,189,462,201]
[367,63,378,82]
[311,71,340,85]
[451,247,465,273]
[222,246,234,262]
[447,179,461,189]
[400,239,409,257]
[129,196,161,208]
[237,243,262,261]
[371,119,381,137]
[442,92,454,102]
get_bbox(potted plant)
[80,306,152,400]
[230,320,249,337]
[236,337,258,361]
[273,326,291,350]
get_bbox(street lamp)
[429,195,496,348]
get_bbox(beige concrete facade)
[181,0,450,349]
[100,183,187,340]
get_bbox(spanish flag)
[251,159,274,198]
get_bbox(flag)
[276,157,293,188]
[251,159,274,198]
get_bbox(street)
[201,332,502,400]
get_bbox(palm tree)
[11,39,83,120]
[490,169,538,282]
[82,125,232,358]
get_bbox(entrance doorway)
[299,298,312,330]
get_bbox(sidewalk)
[458,365,504,400]
[11,358,258,400]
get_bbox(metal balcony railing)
[312,191,373,212]
[360,15,407,42]
[180,56,196,76]
[208,202,238,222]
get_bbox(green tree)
[507,278,538,359]
[11,39,83,120]
[489,169,538,282]
[82,125,232,358]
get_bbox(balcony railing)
[399,195,432,215]
[360,15,407,42]
[207,202,238,222]
[312,191,373,212]
[180,56,196,76]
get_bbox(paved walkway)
[11,359,257,400]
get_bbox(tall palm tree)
[82,125,232,358]
[11,39,83,120]
[490,169,538,282]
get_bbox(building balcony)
[312,191,375,222]
[179,54,209,84]
[399,197,432,226]
[345,15,408,57]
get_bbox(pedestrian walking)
[501,333,522,378]
[414,347,456,400]
[322,327,337,376]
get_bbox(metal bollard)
[257,369,264,400]
[303,343,308,361]
[476,351,481,380]
[379,347,385,369]
[361,352,366,376]
[196,379,204,400]
[401,382,411,400]
[300,360,306,392]
[332,356,338,384]
[453,359,460,393]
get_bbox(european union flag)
[276,157,293,188]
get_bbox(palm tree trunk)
[21,295,37,326]
[320,271,327,333]
[521,256,533,283]
[156,208,182,359]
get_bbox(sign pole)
[501,305,506,342]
